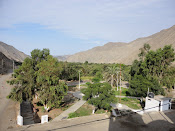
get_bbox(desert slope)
[67,25,175,65]
[0,41,28,62]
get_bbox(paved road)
[72,91,84,99]
[66,81,87,87]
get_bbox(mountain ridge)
[67,25,175,65]
[0,41,28,62]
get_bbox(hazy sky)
[0,0,175,56]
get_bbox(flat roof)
[154,95,171,101]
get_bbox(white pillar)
[17,115,23,126]
[41,115,48,124]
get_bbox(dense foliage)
[57,62,130,84]
[7,49,68,111]
[128,44,175,97]
[104,66,120,88]
[81,82,116,110]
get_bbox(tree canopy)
[128,44,175,97]
[81,82,116,110]
[7,49,68,111]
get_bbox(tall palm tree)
[104,65,120,89]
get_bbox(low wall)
[17,102,23,126]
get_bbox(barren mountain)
[0,41,28,62]
[55,55,71,61]
[67,25,175,65]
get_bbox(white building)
[144,95,171,112]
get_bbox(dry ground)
[32,93,77,123]
[0,72,18,131]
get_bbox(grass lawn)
[117,97,142,109]
[81,76,94,81]
[68,102,106,119]
[115,87,129,96]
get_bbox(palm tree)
[104,65,120,90]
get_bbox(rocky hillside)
[67,25,175,65]
[0,41,28,62]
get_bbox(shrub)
[121,97,128,101]
[68,112,79,118]
[41,106,46,113]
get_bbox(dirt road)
[0,71,17,131]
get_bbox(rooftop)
[154,95,171,101]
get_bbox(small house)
[144,95,171,112]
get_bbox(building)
[0,52,14,74]
[144,95,171,112]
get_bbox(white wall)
[144,97,160,112]
[145,97,171,112]
[160,99,170,111]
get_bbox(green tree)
[129,45,175,96]
[82,82,116,111]
[7,57,35,102]
[7,49,68,112]
[104,65,120,89]
[138,43,151,61]
[36,55,68,111]
[162,67,175,89]
[128,75,164,97]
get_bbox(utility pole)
[119,64,121,104]
[13,60,15,72]
[79,70,81,90]
[117,72,118,91]
[117,64,122,108]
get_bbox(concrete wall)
[160,99,170,111]
[144,97,160,112]
[145,97,171,112]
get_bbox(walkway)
[21,100,34,125]
[53,90,86,121]
[53,99,86,121]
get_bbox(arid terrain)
[0,41,28,62]
[67,25,175,64]
[0,70,18,130]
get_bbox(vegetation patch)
[68,102,106,119]
[117,97,142,109]
[81,76,94,81]
[68,103,93,118]
[115,87,129,96]
[82,82,117,111]
[95,109,106,114]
